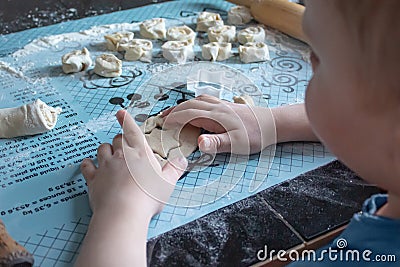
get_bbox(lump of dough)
[139,114,164,134]
[140,114,201,167]
[239,42,270,63]
[93,54,122,78]
[196,12,224,32]
[0,99,62,138]
[233,94,255,106]
[162,40,194,64]
[202,42,232,61]
[61,47,92,74]
[228,6,253,25]
[166,25,196,45]
[120,39,153,62]
[104,31,135,51]
[140,18,166,40]
[237,26,265,44]
[207,25,236,43]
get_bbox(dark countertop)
[0,1,380,266]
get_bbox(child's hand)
[163,94,276,155]
[80,110,187,218]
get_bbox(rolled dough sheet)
[0,99,62,138]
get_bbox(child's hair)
[332,0,400,110]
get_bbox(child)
[75,0,400,266]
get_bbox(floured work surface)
[0,1,334,266]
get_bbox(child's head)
[302,0,400,194]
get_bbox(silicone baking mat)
[0,1,334,266]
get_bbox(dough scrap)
[140,18,166,39]
[196,12,224,32]
[104,31,134,51]
[61,47,92,74]
[207,25,236,43]
[120,39,153,62]
[237,26,265,44]
[139,114,164,134]
[0,99,62,138]
[162,40,194,64]
[140,114,201,167]
[228,5,253,25]
[238,42,270,63]
[93,53,122,77]
[202,42,232,61]
[166,25,196,44]
[233,94,255,106]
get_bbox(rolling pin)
[0,219,34,267]
[228,0,308,43]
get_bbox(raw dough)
[0,99,62,138]
[140,114,201,167]
[233,94,255,106]
[120,39,153,62]
[207,25,236,43]
[237,26,265,44]
[227,5,253,25]
[93,54,122,77]
[202,42,232,61]
[196,12,224,32]
[61,47,92,74]
[140,18,166,39]
[162,40,194,64]
[166,25,196,44]
[104,31,135,51]
[238,42,270,63]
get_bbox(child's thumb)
[162,156,188,184]
[199,133,231,153]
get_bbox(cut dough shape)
[93,54,122,77]
[104,31,134,51]
[207,25,236,43]
[139,114,164,134]
[233,94,255,106]
[162,40,194,64]
[237,26,265,44]
[0,99,62,138]
[202,42,232,61]
[228,5,253,25]
[140,114,201,167]
[239,42,270,63]
[166,25,196,45]
[120,39,153,62]
[196,12,224,32]
[145,128,179,158]
[140,18,166,40]
[61,47,92,74]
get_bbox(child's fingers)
[116,109,146,148]
[97,143,113,165]
[198,133,231,153]
[80,158,96,184]
[162,157,188,184]
[112,134,123,152]
[163,109,211,129]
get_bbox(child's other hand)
[80,110,187,219]
[163,94,276,155]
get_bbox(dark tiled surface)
[147,195,303,267]
[259,161,382,241]
[147,160,381,266]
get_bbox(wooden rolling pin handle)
[251,0,307,43]
[228,0,308,43]
[0,219,34,267]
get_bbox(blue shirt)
[288,194,400,266]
